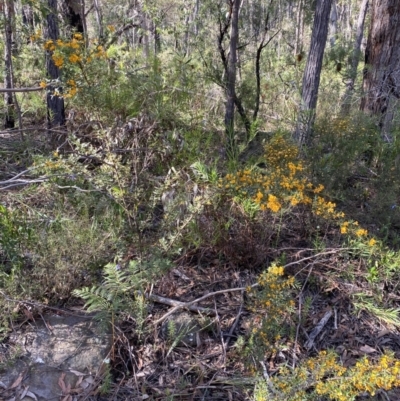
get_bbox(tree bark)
[3,0,16,129]
[224,0,240,140]
[45,0,66,140]
[340,0,369,115]
[294,0,333,146]
[93,0,104,40]
[329,0,337,47]
[360,0,400,137]
[295,0,304,55]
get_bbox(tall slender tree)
[45,0,66,143]
[340,0,369,115]
[224,0,240,147]
[3,0,16,129]
[295,0,333,146]
[360,0,400,137]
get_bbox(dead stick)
[0,87,44,93]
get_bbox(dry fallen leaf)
[9,374,23,389]
[23,308,34,322]
[58,372,67,393]
[69,369,86,376]
[24,391,38,400]
[20,385,29,399]
[359,345,377,354]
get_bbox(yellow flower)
[39,81,47,88]
[356,228,368,237]
[44,40,55,51]
[255,191,263,203]
[368,238,376,246]
[69,53,81,63]
[314,184,324,193]
[69,39,80,49]
[52,54,64,67]
[267,194,282,213]
[268,265,284,276]
[73,33,83,40]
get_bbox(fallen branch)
[0,86,44,93]
[150,287,248,325]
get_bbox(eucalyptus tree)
[295,0,333,146]
[340,0,369,115]
[360,0,400,137]
[3,0,16,129]
[45,0,66,141]
[224,0,240,145]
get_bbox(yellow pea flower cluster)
[220,136,334,215]
[39,33,109,99]
[246,263,296,356]
[220,135,380,251]
[264,350,400,401]
[44,34,85,70]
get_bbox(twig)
[0,167,39,183]
[289,249,350,273]
[0,179,48,190]
[214,298,226,363]
[0,86,44,93]
[259,361,277,395]
[151,287,248,325]
[225,299,244,347]
[304,309,333,350]
[293,262,314,368]
[146,292,217,322]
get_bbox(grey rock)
[0,313,111,401]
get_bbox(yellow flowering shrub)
[221,135,341,216]
[38,32,108,99]
[261,350,400,401]
[245,263,296,358]
[220,135,378,247]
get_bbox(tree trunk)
[224,0,240,140]
[22,3,34,33]
[360,0,400,138]
[340,0,369,115]
[329,0,337,47]
[80,0,88,46]
[3,0,15,129]
[93,0,104,40]
[294,0,333,146]
[64,0,84,33]
[295,0,304,55]
[45,0,66,142]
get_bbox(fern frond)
[72,286,111,312]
